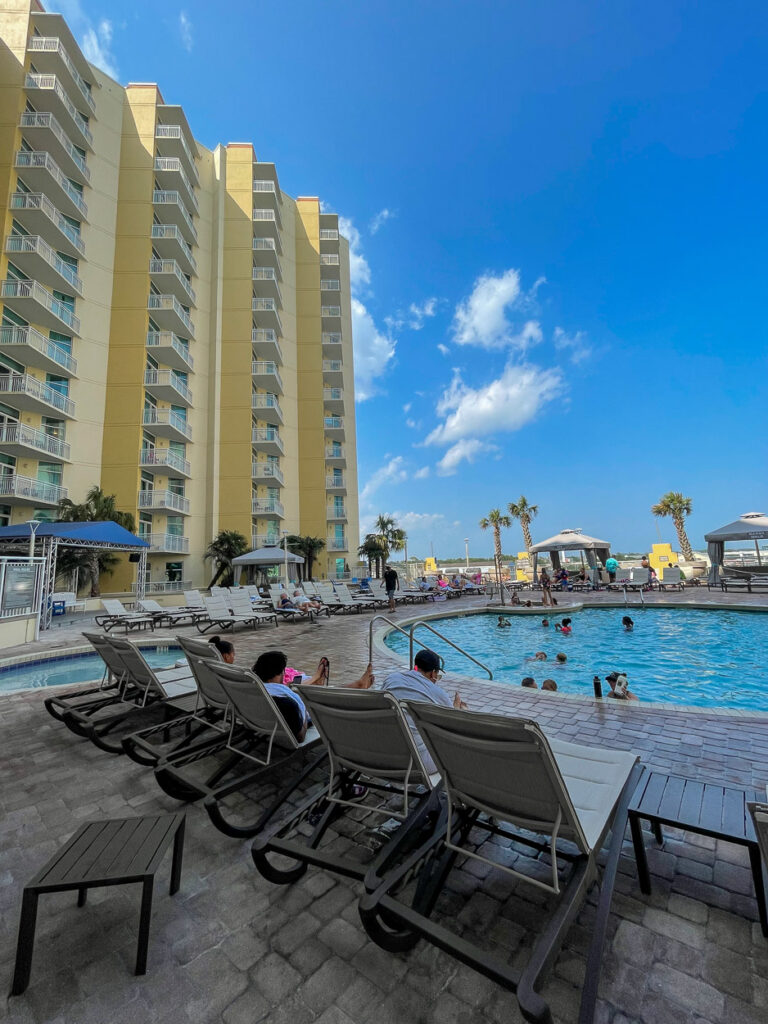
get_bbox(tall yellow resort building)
[0,1,359,593]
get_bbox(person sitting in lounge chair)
[292,589,324,613]
[208,635,235,663]
[278,592,312,617]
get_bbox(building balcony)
[14,151,88,220]
[327,537,348,552]
[142,408,192,442]
[149,259,196,305]
[322,359,343,386]
[321,279,341,293]
[0,279,80,334]
[132,579,191,595]
[319,229,339,241]
[150,224,197,276]
[153,157,198,214]
[252,267,282,305]
[322,332,342,355]
[251,360,283,393]
[0,472,67,507]
[143,369,192,407]
[252,179,282,211]
[251,392,283,425]
[252,237,281,275]
[252,208,280,241]
[0,325,76,377]
[147,294,194,337]
[251,462,284,485]
[251,328,282,363]
[325,475,346,493]
[24,73,93,149]
[327,505,347,522]
[18,111,90,185]
[152,190,197,246]
[9,193,84,258]
[320,253,340,266]
[252,297,282,333]
[0,421,70,462]
[155,124,198,184]
[325,445,346,466]
[26,36,96,113]
[5,235,82,295]
[138,489,190,515]
[146,532,190,554]
[252,499,284,518]
[252,533,281,549]
[321,306,342,327]
[323,387,344,413]
[324,416,345,439]
[139,447,191,478]
[0,372,75,418]
[146,331,194,372]
[251,427,284,455]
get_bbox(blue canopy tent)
[0,522,149,629]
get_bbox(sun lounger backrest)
[245,585,262,600]
[208,662,300,750]
[203,595,233,620]
[228,590,254,616]
[101,598,129,617]
[175,636,227,709]
[662,566,681,583]
[629,568,649,584]
[299,686,432,784]
[404,702,590,853]
[107,637,170,700]
[612,568,630,584]
[138,599,163,613]
[317,583,339,601]
[83,631,129,682]
[184,590,203,607]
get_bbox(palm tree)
[358,534,387,577]
[479,509,511,574]
[373,513,406,563]
[651,491,694,561]
[283,535,326,581]
[204,530,249,588]
[57,486,136,596]
[507,495,539,553]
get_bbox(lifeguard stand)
[424,556,439,575]
[515,551,533,582]
[649,543,678,575]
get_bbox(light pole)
[26,519,41,560]
[464,537,469,570]
[282,530,289,587]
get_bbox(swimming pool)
[383,608,768,712]
[0,647,183,695]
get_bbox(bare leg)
[347,663,374,689]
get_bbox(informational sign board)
[1,563,38,612]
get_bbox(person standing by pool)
[540,567,555,607]
[383,564,399,613]
[605,555,619,582]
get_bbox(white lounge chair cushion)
[162,676,196,699]
[549,736,638,850]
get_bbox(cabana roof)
[704,512,768,543]
[0,521,148,549]
[529,528,611,553]
[232,546,304,566]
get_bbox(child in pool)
[622,616,634,630]
[521,677,538,689]
[497,616,511,628]
[555,618,572,635]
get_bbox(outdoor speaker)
[128,553,142,562]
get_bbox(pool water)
[0,647,183,694]
[384,609,768,711]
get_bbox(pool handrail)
[368,614,437,667]
[408,620,493,680]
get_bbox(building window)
[166,515,183,537]
[37,463,62,486]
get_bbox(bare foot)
[305,656,330,686]
[352,663,374,689]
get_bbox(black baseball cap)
[414,649,441,673]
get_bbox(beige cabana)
[529,528,612,584]
[704,512,768,584]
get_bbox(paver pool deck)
[2,590,768,1023]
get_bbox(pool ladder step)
[369,614,493,680]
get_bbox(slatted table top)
[27,813,185,893]
[630,770,760,843]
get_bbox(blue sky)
[62,0,768,557]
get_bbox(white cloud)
[57,3,120,78]
[359,456,408,504]
[395,511,445,531]
[436,439,498,476]
[414,466,430,480]
[554,327,592,364]
[437,343,450,356]
[427,364,562,446]
[408,297,438,330]
[352,298,396,402]
[405,418,418,429]
[338,216,371,293]
[452,269,543,351]
[179,11,194,52]
[369,208,395,234]
[402,403,411,413]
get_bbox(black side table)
[10,812,186,996]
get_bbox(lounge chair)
[138,598,208,627]
[184,590,205,608]
[336,581,381,610]
[607,568,631,590]
[626,567,650,591]
[155,662,326,836]
[359,704,642,1024]
[94,598,155,632]
[268,586,317,621]
[228,588,279,626]
[195,595,275,633]
[657,566,684,591]
[316,582,364,614]
[720,574,768,593]
[252,686,440,892]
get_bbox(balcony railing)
[327,538,348,551]
[0,472,67,504]
[327,505,347,518]
[253,238,277,251]
[146,331,194,370]
[9,193,84,255]
[131,579,191,594]
[0,325,76,375]
[252,209,277,222]
[252,533,281,549]
[323,360,343,373]
[323,388,343,402]
[252,499,284,517]
[150,224,197,273]
[27,37,96,111]
[325,445,345,459]
[142,408,192,440]
[320,253,340,265]
[253,180,277,193]
[324,416,344,429]
[251,427,284,453]
[0,421,70,460]
[24,74,93,146]
[252,393,282,415]
[155,124,198,182]
[14,151,87,218]
[322,332,342,345]
[326,475,346,488]
[1,279,80,333]
[252,299,278,313]
[321,280,340,291]
[147,293,194,335]
[252,328,279,345]
[144,369,193,404]
[146,532,190,553]
[252,268,278,282]
[251,360,283,387]
[320,229,339,240]
[0,373,75,416]
[18,111,90,181]
[251,462,284,484]
[138,489,190,514]
[153,157,199,213]
[139,447,190,476]
[149,259,196,303]
[5,234,82,293]
[152,190,197,240]
[322,306,341,317]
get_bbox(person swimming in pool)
[541,619,550,628]
[555,652,567,664]
[497,616,511,628]
[555,618,572,635]
[528,651,547,661]
[622,616,634,630]
[521,677,538,688]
